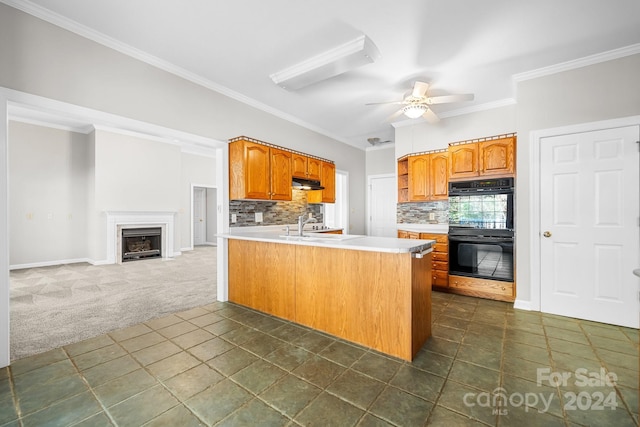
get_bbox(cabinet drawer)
[432,252,448,263]
[420,233,448,243]
[432,270,449,287]
[449,275,514,300]
[432,243,448,253]
[432,260,448,271]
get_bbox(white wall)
[9,122,90,266]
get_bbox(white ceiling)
[7,0,640,149]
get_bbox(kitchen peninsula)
[220,228,434,361]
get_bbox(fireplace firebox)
[122,227,162,262]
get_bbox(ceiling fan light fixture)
[402,104,427,119]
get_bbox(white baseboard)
[10,258,91,270]
[513,299,534,311]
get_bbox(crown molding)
[1,0,356,148]
[513,43,640,82]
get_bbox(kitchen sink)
[278,234,361,242]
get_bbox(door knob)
[543,231,552,238]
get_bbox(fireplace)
[121,227,162,262]
[106,212,175,264]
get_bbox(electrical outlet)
[255,212,263,223]
[308,212,313,219]
[428,212,435,221]
[231,214,237,223]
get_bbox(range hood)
[292,178,324,191]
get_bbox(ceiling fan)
[367,81,474,123]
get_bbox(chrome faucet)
[298,214,317,237]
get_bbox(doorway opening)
[192,185,218,248]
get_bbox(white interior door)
[193,187,206,246]
[540,125,639,328]
[368,174,396,237]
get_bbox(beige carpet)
[9,246,217,361]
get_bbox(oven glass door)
[448,193,513,229]
[449,237,514,282]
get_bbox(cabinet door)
[269,147,292,201]
[292,153,308,179]
[408,155,429,201]
[244,141,271,199]
[428,152,448,200]
[320,161,336,203]
[307,157,322,181]
[449,143,479,180]
[479,137,515,177]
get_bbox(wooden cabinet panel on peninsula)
[308,161,336,203]
[292,154,321,181]
[449,136,516,180]
[229,138,292,201]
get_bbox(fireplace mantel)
[105,211,176,264]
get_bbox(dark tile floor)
[0,292,637,426]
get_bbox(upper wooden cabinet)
[408,155,429,201]
[429,151,449,200]
[403,150,448,202]
[449,136,516,180]
[292,154,321,181]
[308,161,336,203]
[448,142,479,180]
[479,137,515,177]
[229,138,292,201]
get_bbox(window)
[323,170,348,233]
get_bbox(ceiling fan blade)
[365,100,406,106]
[386,109,405,122]
[426,93,474,105]
[412,81,429,98]
[423,108,440,124]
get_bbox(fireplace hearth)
[122,227,162,262]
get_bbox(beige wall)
[8,123,218,265]
[394,54,640,308]
[8,122,90,266]
[365,145,396,176]
[0,3,367,234]
[514,54,640,304]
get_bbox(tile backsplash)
[397,201,449,224]
[230,190,323,227]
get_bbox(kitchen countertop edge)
[218,231,433,254]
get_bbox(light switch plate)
[231,214,237,223]
[255,212,263,223]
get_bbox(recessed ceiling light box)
[270,34,380,90]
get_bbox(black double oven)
[448,177,514,282]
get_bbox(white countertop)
[219,227,434,254]
[397,223,449,234]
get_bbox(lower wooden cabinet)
[448,275,515,302]
[420,233,449,289]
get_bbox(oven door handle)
[448,236,514,243]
